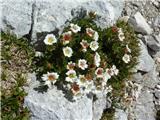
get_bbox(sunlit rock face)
[0,0,124,42]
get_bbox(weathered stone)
[129,12,153,35]
[0,0,33,38]
[146,35,160,52]
[119,16,129,23]
[153,16,160,28]
[155,84,160,90]
[24,73,106,120]
[141,66,159,88]
[31,0,124,41]
[132,73,143,83]
[132,89,156,120]
[0,0,124,42]
[136,40,155,72]
[93,93,107,120]
[154,90,160,99]
[114,109,128,120]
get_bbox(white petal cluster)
[126,44,131,53]
[80,39,89,52]
[78,59,88,70]
[95,68,104,78]
[86,28,99,41]
[42,72,59,88]
[90,41,99,51]
[118,28,125,42]
[67,61,76,70]
[62,31,72,45]
[122,54,131,63]
[103,65,119,82]
[63,46,73,57]
[70,23,81,33]
[44,34,57,45]
[41,24,127,100]
[111,65,119,76]
[65,70,77,83]
[35,51,43,57]
[94,52,101,67]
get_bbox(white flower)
[83,81,94,94]
[114,68,119,76]
[78,59,88,70]
[103,69,111,82]
[86,28,99,41]
[71,83,80,95]
[102,81,107,87]
[94,52,101,67]
[67,61,76,70]
[126,45,131,53]
[86,28,95,37]
[118,28,123,33]
[95,68,104,78]
[62,31,72,45]
[80,39,89,52]
[93,31,99,41]
[65,70,77,83]
[65,77,74,83]
[66,70,77,78]
[105,85,113,93]
[70,23,81,33]
[106,68,114,76]
[35,51,43,57]
[118,28,125,42]
[63,46,73,57]
[42,72,59,87]
[44,34,57,45]
[111,65,119,76]
[77,75,87,87]
[93,87,103,94]
[118,33,125,41]
[90,41,99,51]
[122,54,131,63]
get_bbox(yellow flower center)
[48,37,54,43]
[65,49,70,54]
[69,74,75,78]
[80,77,86,83]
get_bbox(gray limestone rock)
[153,16,160,28]
[133,89,156,120]
[93,93,107,120]
[0,0,33,38]
[24,73,106,120]
[145,35,160,52]
[114,109,128,120]
[154,90,160,99]
[136,40,155,72]
[129,12,153,35]
[0,0,124,42]
[141,66,159,88]
[31,0,124,41]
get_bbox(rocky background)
[115,1,160,120]
[1,0,160,120]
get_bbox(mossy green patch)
[1,32,34,120]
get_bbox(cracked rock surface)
[24,73,107,120]
[1,0,160,120]
[0,0,124,43]
[0,0,124,120]
[114,0,160,120]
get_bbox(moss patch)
[1,32,34,120]
[100,20,140,120]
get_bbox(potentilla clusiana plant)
[34,13,140,100]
